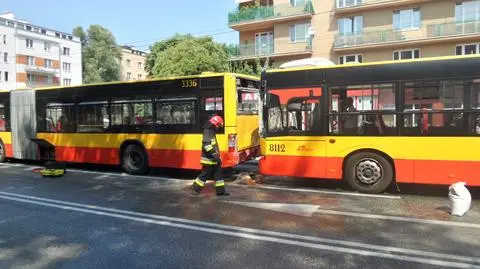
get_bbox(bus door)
[262,87,327,178]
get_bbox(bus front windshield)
[266,88,322,134]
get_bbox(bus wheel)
[0,141,5,163]
[344,152,393,194]
[122,144,148,175]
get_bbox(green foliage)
[228,58,276,76]
[145,34,193,76]
[150,37,229,77]
[73,25,122,84]
[146,34,277,78]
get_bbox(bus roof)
[267,54,480,74]
[15,72,259,92]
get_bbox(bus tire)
[122,144,149,175]
[0,140,5,163]
[344,152,393,194]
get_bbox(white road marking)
[224,201,480,229]
[94,174,110,180]
[0,191,478,267]
[244,184,402,199]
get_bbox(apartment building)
[228,0,480,65]
[0,12,82,91]
[120,45,148,81]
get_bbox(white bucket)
[448,182,472,217]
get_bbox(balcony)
[228,40,313,61]
[26,81,59,88]
[334,19,480,52]
[228,1,314,31]
[24,65,58,75]
[335,0,434,14]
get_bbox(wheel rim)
[354,158,383,185]
[127,151,143,169]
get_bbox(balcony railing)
[228,1,314,25]
[228,40,312,60]
[335,0,429,10]
[427,20,480,38]
[24,65,58,75]
[334,19,480,49]
[26,81,59,88]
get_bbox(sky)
[2,0,240,50]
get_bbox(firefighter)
[191,115,230,196]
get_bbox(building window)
[63,78,72,86]
[26,39,33,48]
[456,43,479,55]
[290,0,306,7]
[338,16,363,36]
[393,49,420,60]
[41,29,47,34]
[126,59,131,66]
[45,59,52,68]
[290,22,311,42]
[138,62,142,68]
[138,74,142,80]
[47,76,53,84]
[63,62,71,71]
[27,73,35,82]
[393,8,421,30]
[2,34,6,44]
[126,72,131,80]
[27,56,35,66]
[255,32,274,55]
[63,47,70,56]
[44,42,51,52]
[337,0,362,8]
[339,54,363,64]
[4,72,8,82]
[456,1,480,23]
[3,52,7,63]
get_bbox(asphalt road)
[0,162,478,269]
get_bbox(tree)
[73,25,122,84]
[150,37,229,77]
[145,34,193,76]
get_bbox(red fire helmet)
[209,115,224,127]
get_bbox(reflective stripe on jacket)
[200,125,220,165]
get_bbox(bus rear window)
[238,90,259,115]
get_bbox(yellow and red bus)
[259,55,480,193]
[0,73,260,174]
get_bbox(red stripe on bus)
[54,146,245,170]
[410,160,480,186]
[4,144,13,158]
[260,155,480,186]
[55,146,119,165]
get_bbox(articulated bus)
[259,55,480,193]
[0,73,261,174]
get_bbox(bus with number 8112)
[259,54,480,193]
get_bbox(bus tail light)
[228,134,237,153]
